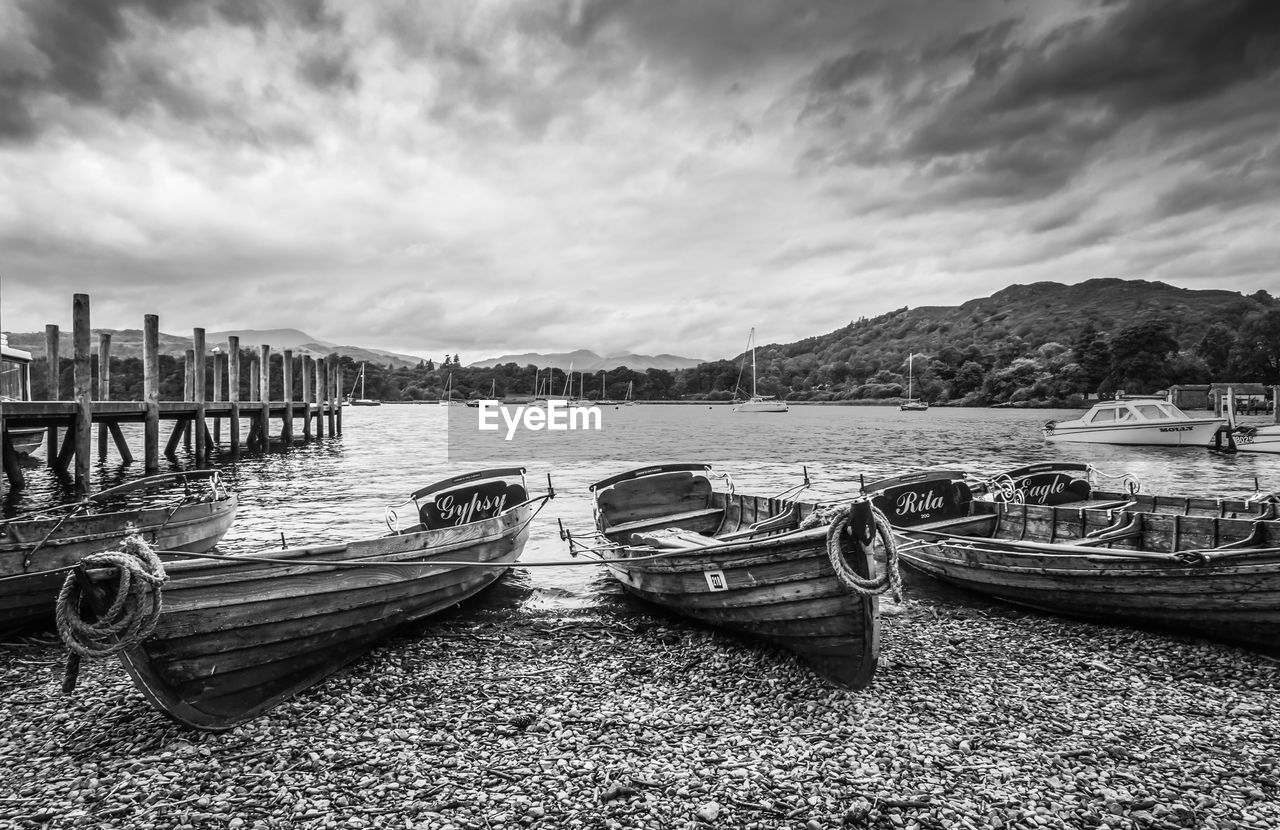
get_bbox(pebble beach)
[1,579,1277,830]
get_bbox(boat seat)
[718,505,801,541]
[630,528,714,549]
[605,508,724,537]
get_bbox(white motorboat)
[1043,396,1225,447]
[1,337,44,456]
[1236,423,1280,454]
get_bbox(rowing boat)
[976,462,1278,519]
[59,467,547,730]
[586,464,894,689]
[864,469,1280,653]
[1,471,238,631]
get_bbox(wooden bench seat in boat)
[605,507,725,538]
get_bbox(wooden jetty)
[1,294,344,493]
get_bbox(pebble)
[0,598,1277,830]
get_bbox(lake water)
[5,404,1278,610]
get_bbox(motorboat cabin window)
[1135,404,1165,420]
[1,357,30,400]
[1089,407,1118,423]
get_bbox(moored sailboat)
[900,353,928,412]
[346,362,381,406]
[732,329,788,413]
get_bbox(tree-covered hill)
[676,279,1279,404]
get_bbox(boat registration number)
[704,570,728,591]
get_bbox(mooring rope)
[56,536,168,659]
[800,501,903,601]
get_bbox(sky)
[1,0,1278,363]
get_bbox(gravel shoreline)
[1,577,1277,830]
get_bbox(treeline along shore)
[17,279,1280,407]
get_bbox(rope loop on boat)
[812,501,903,602]
[56,535,168,659]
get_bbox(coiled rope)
[801,501,903,601]
[56,535,168,659]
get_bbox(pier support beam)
[143,314,160,472]
[315,358,325,439]
[248,355,261,451]
[73,294,92,494]
[301,355,313,441]
[97,332,110,459]
[260,344,271,451]
[212,352,224,446]
[45,324,59,465]
[228,336,241,456]
[282,349,294,442]
[194,328,207,465]
[326,355,337,436]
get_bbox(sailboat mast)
[751,328,758,398]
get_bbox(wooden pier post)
[259,344,271,450]
[143,314,160,472]
[212,352,224,445]
[282,349,294,442]
[97,332,110,459]
[170,349,194,458]
[315,358,325,439]
[72,294,92,494]
[94,332,133,466]
[301,355,313,441]
[45,324,59,464]
[248,354,261,451]
[335,361,343,435]
[228,336,241,456]
[193,328,207,465]
[326,356,337,435]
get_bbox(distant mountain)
[3,328,427,369]
[469,350,705,372]
[677,277,1276,403]
[208,328,337,349]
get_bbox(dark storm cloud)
[0,0,345,141]
[297,47,359,92]
[803,0,1280,206]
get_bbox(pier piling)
[72,294,92,493]
[4,293,347,491]
[301,355,313,441]
[283,349,294,443]
[44,324,58,464]
[229,336,241,456]
[194,329,207,465]
[143,314,160,472]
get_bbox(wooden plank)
[228,336,241,455]
[193,328,206,464]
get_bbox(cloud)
[1,0,1277,362]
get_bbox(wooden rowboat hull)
[592,471,880,690]
[0,497,238,631]
[900,539,1280,652]
[608,527,878,689]
[118,500,535,730]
